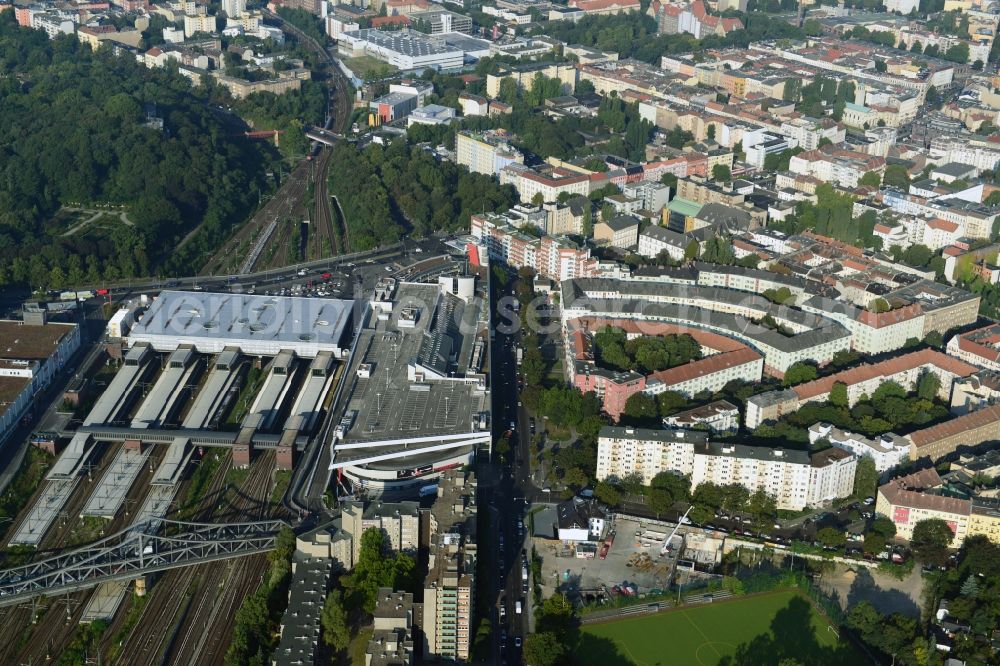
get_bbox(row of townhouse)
[746,348,980,429]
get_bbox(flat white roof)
[128,291,354,357]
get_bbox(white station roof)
[128,291,354,357]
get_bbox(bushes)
[224,527,296,666]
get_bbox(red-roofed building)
[567,317,763,421]
[876,468,971,545]
[906,403,1000,461]
[649,0,743,37]
[568,0,639,13]
[746,349,979,428]
[370,15,411,28]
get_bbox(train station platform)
[151,437,193,486]
[81,445,153,518]
[8,479,76,546]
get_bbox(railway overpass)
[0,520,287,606]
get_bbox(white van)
[515,601,522,614]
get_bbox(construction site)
[0,290,355,665]
[534,514,725,606]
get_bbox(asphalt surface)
[486,277,541,665]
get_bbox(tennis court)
[575,590,863,666]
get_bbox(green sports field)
[575,591,863,666]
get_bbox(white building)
[127,291,354,358]
[596,426,707,485]
[184,12,217,37]
[637,225,689,260]
[32,13,75,38]
[809,422,911,473]
[338,29,463,71]
[222,0,245,17]
[743,130,796,169]
[407,104,456,126]
[691,442,856,511]
[556,497,606,542]
[456,130,524,176]
[662,400,740,433]
[0,318,81,445]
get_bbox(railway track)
[111,450,282,666]
[2,443,172,665]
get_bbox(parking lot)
[533,516,726,602]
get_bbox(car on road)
[515,637,522,648]
[297,269,308,276]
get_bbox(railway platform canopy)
[127,291,355,359]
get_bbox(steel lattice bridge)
[0,519,288,606]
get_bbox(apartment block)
[423,471,477,662]
[470,212,598,281]
[597,427,855,510]
[456,130,524,177]
[341,500,421,565]
[596,426,708,485]
[691,442,855,511]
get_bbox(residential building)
[662,400,740,433]
[788,145,886,189]
[500,163,593,203]
[223,0,245,16]
[905,403,1000,462]
[747,349,979,428]
[183,10,216,37]
[423,471,477,662]
[341,500,421,565]
[876,468,971,546]
[637,225,691,260]
[368,589,419,666]
[596,426,708,485]
[593,215,640,249]
[556,497,607,541]
[966,498,1000,544]
[647,0,743,37]
[947,323,1000,372]
[950,372,1000,415]
[470,212,599,281]
[31,12,75,38]
[691,442,855,511]
[0,317,81,445]
[808,423,911,473]
[456,130,524,177]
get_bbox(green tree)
[524,632,565,666]
[782,362,818,387]
[883,164,911,189]
[622,392,659,425]
[853,456,878,500]
[651,471,690,502]
[595,480,621,507]
[817,526,846,549]
[910,518,954,566]
[917,370,942,401]
[830,381,849,408]
[321,589,351,651]
[863,532,887,555]
[859,171,881,187]
[870,515,897,539]
[712,164,732,182]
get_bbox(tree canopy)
[0,14,270,285]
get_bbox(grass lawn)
[575,591,861,666]
[342,55,397,80]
